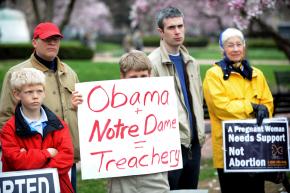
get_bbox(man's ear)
[32,38,37,48]
[157,27,164,39]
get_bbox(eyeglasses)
[40,36,61,43]
[224,43,244,49]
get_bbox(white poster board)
[76,77,182,179]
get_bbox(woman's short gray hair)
[219,27,245,48]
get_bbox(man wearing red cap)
[0,22,81,192]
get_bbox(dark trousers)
[71,163,77,193]
[168,137,201,190]
[217,169,265,193]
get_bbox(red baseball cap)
[33,22,63,39]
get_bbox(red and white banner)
[76,77,182,179]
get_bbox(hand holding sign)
[251,103,269,126]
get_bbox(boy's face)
[13,84,45,112]
[122,70,150,79]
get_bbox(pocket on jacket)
[63,81,75,94]
[61,81,75,110]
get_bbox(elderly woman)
[203,28,273,193]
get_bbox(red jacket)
[0,104,74,193]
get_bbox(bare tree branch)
[44,0,53,21]
[100,0,131,28]
[31,0,41,24]
[254,18,290,61]
[199,11,224,32]
[59,0,76,31]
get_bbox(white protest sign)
[223,117,290,172]
[76,77,182,179]
[0,168,60,193]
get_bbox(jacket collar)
[214,62,258,79]
[159,40,193,65]
[30,53,66,74]
[15,103,64,138]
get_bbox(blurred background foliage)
[0,0,289,60]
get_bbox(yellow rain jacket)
[203,64,273,168]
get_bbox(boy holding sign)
[107,50,170,193]
[0,68,74,193]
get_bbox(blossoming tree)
[131,0,290,60]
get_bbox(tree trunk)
[31,0,41,24]
[99,0,131,28]
[44,0,53,21]
[254,18,290,61]
[59,0,76,31]
[200,11,224,32]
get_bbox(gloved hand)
[251,103,269,126]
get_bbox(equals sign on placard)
[134,140,147,149]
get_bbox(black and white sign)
[223,117,290,172]
[0,168,60,193]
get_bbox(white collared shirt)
[20,107,48,136]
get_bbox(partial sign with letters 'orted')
[0,168,60,193]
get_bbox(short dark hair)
[156,6,184,29]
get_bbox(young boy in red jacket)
[0,68,74,193]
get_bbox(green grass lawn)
[0,60,120,92]
[0,60,289,92]
[67,60,120,82]
[93,41,288,60]
[96,41,288,61]
[95,42,123,57]
[77,172,107,193]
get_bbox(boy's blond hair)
[10,68,45,91]
[119,50,152,76]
